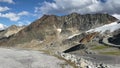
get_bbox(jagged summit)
[0,13,118,47]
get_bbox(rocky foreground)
[0,47,119,68]
[56,52,120,68]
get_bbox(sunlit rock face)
[0,13,117,47]
[0,25,25,38]
[0,48,72,68]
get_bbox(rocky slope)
[0,25,25,38]
[0,13,118,51]
[0,13,120,68]
[57,52,120,68]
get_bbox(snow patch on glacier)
[86,22,120,33]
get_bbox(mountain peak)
[0,13,118,46]
[8,25,17,29]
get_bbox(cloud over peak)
[35,0,120,15]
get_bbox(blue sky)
[0,0,53,26]
[0,0,120,29]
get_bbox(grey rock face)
[61,13,117,31]
[0,13,118,47]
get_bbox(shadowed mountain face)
[108,33,120,45]
[0,13,118,47]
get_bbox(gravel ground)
[73,53,120,67]
[0,48,72,68]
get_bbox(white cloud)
[0,6,10,12]
[0,23,7,30]
[35,0,120,15]
[18,11,29,16]
[0,12,19,21]
[0,11,29,21]
[0,0,14,4]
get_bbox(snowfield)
[67,33,81,39]
[67,21,120,40]
[0,48,72,68]
[86,22,120,33]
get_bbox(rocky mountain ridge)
[0,13,120,68]
[0,25,25,38]
[0,13,118,47]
